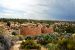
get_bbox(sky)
[0,0,75,21]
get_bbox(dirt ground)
[10,44,20,50]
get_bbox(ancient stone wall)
[20,24,54,35]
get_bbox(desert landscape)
[0,18,75,50]
[0,0,75,50]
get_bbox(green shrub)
[46,43,59,50]
[11,35,19,41]
[58,38,75,50]
[36,34,58,45]
[25,35,34,40]
[20,40,41,50]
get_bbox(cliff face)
[41,26,54,34]
[20,24,54,35]
[20,26,42,35]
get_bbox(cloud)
[0,0,75,21]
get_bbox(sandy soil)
[10,44,20,50]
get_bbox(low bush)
[20,40,41,50]
[36,34,58,45]
[0,35,11,50]
[58,37,75,50]
[25,35,34,40]
[46,43,59,50]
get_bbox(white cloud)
[0,0,38,10]
[0,0,53,20]
[0,0,75,21]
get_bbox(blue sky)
[0,0,75,21]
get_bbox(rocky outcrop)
[20,23,54,35]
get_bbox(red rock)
[20,24,54,35]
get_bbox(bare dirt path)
[41,47,48,50]
[10,41,22,50]
[10,44,20,50]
